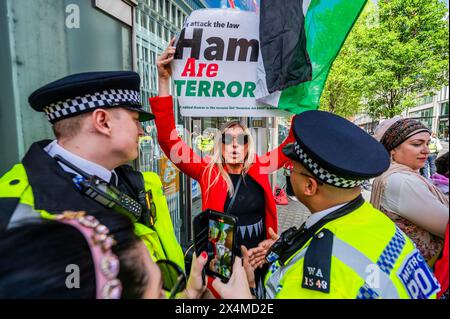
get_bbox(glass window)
[0,0,133,173]
[172,4,176,23]
[409,107,433,129]
[148,19,154,34]
[438,120,449,141]
[440,102,449,116]
[165,0,170,19]
[416,95,433,106]
[179,11,184,27]
[140,12,147,29]
[135,9,140,24]
[157,23,162,38]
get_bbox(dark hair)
[0,210,148,299]
[435,152,449,176]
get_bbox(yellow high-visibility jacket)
[265,201,440,299]
[0,141,184,271]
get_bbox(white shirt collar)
[305,202,349,229]
[44,140,116,184]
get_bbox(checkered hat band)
[294,143,364,188]
[43,89,141,122]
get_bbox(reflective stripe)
[265,248,307,299]
[357,283,381,299]
[376,227,406,275]
[265,235,401,299]
[332,237,400,299]
[7,203,42,229]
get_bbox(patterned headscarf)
[377,118,430,151]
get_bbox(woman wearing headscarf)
[371,117,449,266]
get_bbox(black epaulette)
[301,228,334,293]
[0,198,20,231]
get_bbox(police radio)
[53,155,143,222]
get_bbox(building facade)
[353,86,449,142]
[135,0,283,245]
[0,0,137,176]
[0,0,276,247]
[405,86,449,141]
[134,0,207,244]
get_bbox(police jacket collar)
[305,202,348,229]
[44,140,115,184]
[22,140,106,214]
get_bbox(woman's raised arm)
[149,41,206,181]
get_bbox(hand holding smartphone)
[193,209,238,283]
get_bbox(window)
[440,102,449,116]
[157,23,162,38]
[416,95,433,106]
[171,4,176,23]
[179,12,185,28]
[409,107,434,129]
[149,19,155,34]
[143,47,149,63]
[135,10,140,24]
[140,13,147,29]
[438,120,448,141]
[148,0,155,10]
[176,9,181,27]
[165,0,170,19]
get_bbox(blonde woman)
[150,44,295,298]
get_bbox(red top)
[434,223,449,299]
[149,96,295,239]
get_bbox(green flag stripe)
[279,0,367,114]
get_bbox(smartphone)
[192,210,209,285]
[205,210,238,282]
[193,210,209,258]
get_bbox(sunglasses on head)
[221,133,249,145]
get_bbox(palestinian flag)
[256,0,367,114]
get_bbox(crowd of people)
[0,43,448,300]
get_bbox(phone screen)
[207,215,235,280]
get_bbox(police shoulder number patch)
[397,250,440,299]
[302,228,333,293]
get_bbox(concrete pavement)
[276,189,372,233]
[277,197,310,233]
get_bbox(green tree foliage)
[320,5,368,117]
[321,0,449,119]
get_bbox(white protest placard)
[172,9,289,117]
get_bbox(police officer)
[215,110,441,299]
[265,110,442,299]
[0,71,185,271]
